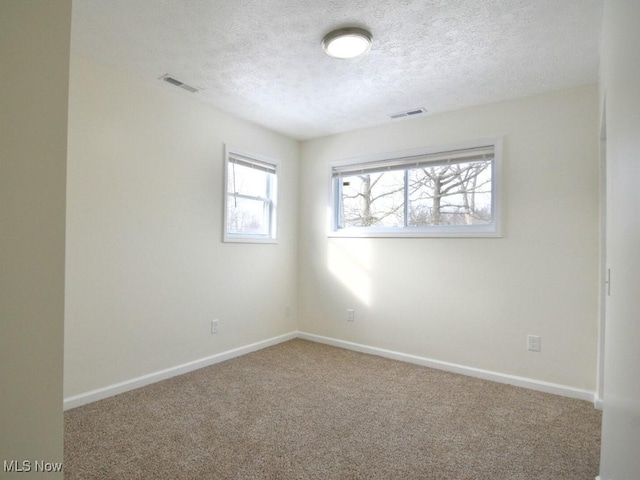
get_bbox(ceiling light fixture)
[322,27,372,59]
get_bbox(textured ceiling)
[71,0,603,140]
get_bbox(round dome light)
[322,27,372,59]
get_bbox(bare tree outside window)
[408,160,492,226]
[339,160,492,228]
[341,171,404,227]
[332,141,500,237]
[224,147,278,243]
[226,162,272,235]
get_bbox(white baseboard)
[63,331,297,410]
[298,332,596,403]
[594,396,604,410]
[65,330,596,410]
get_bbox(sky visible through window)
[339,159,493,229]
[226,161,275,237]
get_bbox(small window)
[330,139,502,237]
[224,146,278,243]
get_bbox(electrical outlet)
[347,309,355,322]
[527,335,541,352]
[211,319,219,334]
[285,304,291,317]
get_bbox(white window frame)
[223,145,279,244]
[329,138,503,238]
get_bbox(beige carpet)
[65,339,601,479]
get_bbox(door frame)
[596,105,607,409]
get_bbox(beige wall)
[64,56,299,397]
[599,0,640,478]
[65,50,600,422]
[298,85,599,391]
[0,1,71,478]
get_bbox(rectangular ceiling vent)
[159,74,200,93]
[390,108,427,119]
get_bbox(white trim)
[594,396,604,410]
[597,107,607,407]
[329,224,501,238]
[298,332,596,402]
[65,330,597,410]
[63,331,297,410]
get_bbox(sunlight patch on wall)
[327,240,372,306]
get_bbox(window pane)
[224,147,278,243]
[408,160,492,226]
[227,196,269,235]
[227,162,269,198]
[340,171,405,227]
[330,141,500,237]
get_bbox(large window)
[224,146,278,243]
[330,139,501,237]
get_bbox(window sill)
[328,226,501,238]
[223,235,278,244]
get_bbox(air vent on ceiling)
[159,74,200,93]
[390,107,427,119]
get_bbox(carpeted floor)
[64,339,601,479]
